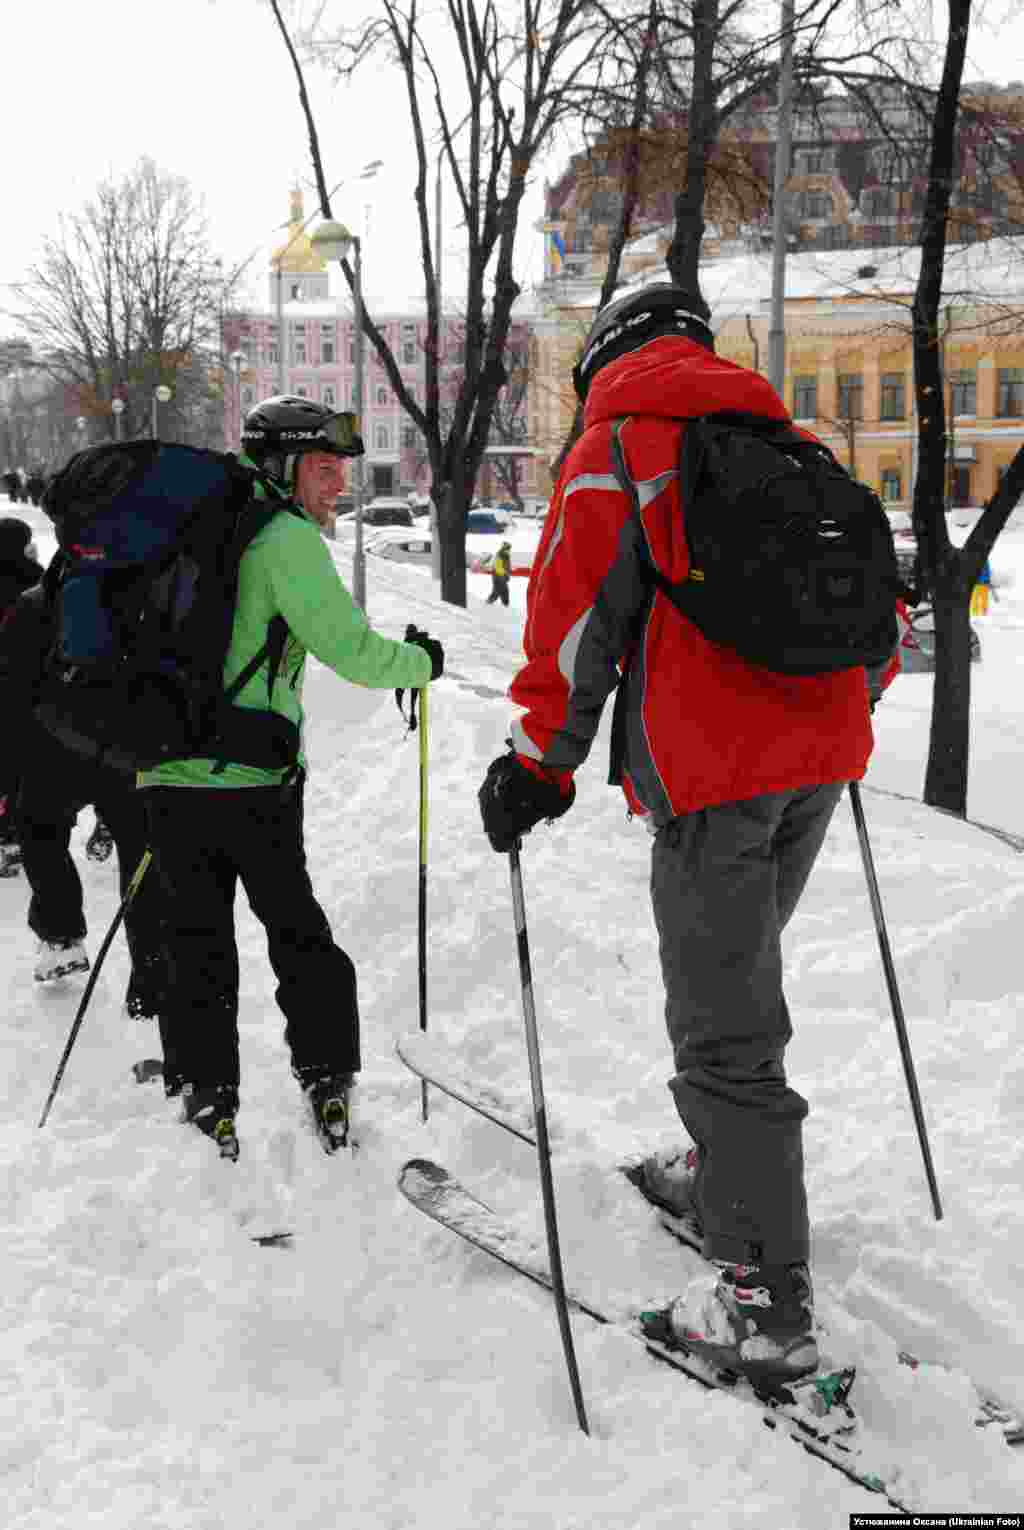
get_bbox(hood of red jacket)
[583,334,792,428]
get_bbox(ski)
[623,1158,1024,1449]
[398,1157,911,1510]
[396,1034,1024,1449]
[396,1033,535,1143]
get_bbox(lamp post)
[152,384,172,440]
[111,397,125,442]
[231,350,246,447]
[310,217,366,610]
[76,415,88,452]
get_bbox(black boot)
[300,1071,355,1153]
[181,1083,240,1160]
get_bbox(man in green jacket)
[141,396,443,1157]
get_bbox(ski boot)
[0,842,23,878]
[85,817,114,863]
[181,1083,240,1161]
[34,938,90,982]
[302,1071,355,1153]
[653,1259,818,1388]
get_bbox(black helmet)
[572,283,714,402]
[241,395,364,482]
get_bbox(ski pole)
[509,840,590,1436]
[38,849,152,1130]
[418,684,429,1123]
[848,782,943,1220]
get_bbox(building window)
[348,341,356,364]
[402,425,416,449]
[374,425,390,450]
[880,468,902,501]
[997,368,1024,418]
[351,385,359,407]
[880,373,906,420]
[293,339,307,366]
[793,375,817,418]
[376,385,388,406]
[241,387,255,410]
[951,464,972,504]
[289,282,303,301]
[950,369,976,416]
[322,385,336,408]
[837,373,864,420]
[800,191,832,219]
[267,345,279,366]
[321,339,335,365]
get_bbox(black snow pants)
[17,725,167,1009]
[651,783,844,1269]
[143,776,359,1095]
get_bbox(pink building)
[224,190,528,499]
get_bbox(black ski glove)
[396,624,444,730]
[403,624,444,680]
[478,750,575,853]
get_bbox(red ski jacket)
[509,335,898,824]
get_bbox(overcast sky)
[1,0,1021,332]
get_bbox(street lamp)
[272,161,383,395]
[111,397,125,442]
[152,384,172,440]
[310,217,367,609]
[76,415,88,451]
[231,350,246,448]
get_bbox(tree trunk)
[909,0,972,815]
[923,564,972,811]
[437,479,468,608]
[664,0,720,294]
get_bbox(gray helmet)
[572,283,714,402]
[241,395,364,483]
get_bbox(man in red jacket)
[478,283,898,1387]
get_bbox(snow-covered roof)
[555,235,1024,329]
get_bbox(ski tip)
[399,1157,449,1190]
[252,1231,293,1247]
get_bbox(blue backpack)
[35,440,300,774]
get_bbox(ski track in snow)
[3,500,1024,1528]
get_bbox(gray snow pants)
[651,783,844,1268]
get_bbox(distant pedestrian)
[486,541,512,606]
[970,558,996,617]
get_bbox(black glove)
[403,623,444,680]
[478,751,575,853]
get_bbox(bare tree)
[271,0,624,606]
[906,0,1024,816]
[7,159,245,448]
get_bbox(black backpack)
[612,412,900,675]
[34,440,301,775]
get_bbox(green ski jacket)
[139,483,432,790]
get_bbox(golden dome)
[269,185,327,273]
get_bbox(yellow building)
[528,236,1024,508]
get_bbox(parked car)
[466,510,508,535]
[899,603,981,673]
[336,497,415,528]
[363,527,433,565]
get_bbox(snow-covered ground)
[3,495,1024,1528]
